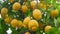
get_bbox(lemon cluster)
[0,0,59,33]
[11,19,23,28]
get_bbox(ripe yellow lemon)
[28,20,39,31]
[50,9,58,18]
[4,17,12,24]
[17,20,23,28]
[1,8,8,14]
[45,26,52,32]
[1,8,8,19]
[23,17,31,28]
[30,1,36,10]
[21,5,28,13]
[12,2,21,10]
[33,9,42,20]
[11,19,18,28]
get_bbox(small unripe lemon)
[4,17,12,24]
[1,8,8,14]
[37,3,44,9]
[17,20,23,28]
[30,1,36,10]
[38,3,46,11]
[47,4,52,8]
[42,4,46,11]
[21,5,28,13]
[45,26,52,32]
[12,2,21,10]
[8,0,14,3]
[23,17,31,28]
[33,9,42,20]
[28,20,39,31]
[24,32,31,34]
[50,9,58,18]
[11,19,18,28]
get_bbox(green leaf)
[1,20,9,30]
[0,24,2,30]
[45,0,51,4]
[55,30,60,34]
[57,17,60,23]
[46,27,58,34]
[0,18,8,34]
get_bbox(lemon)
[1,8,8,14]
[17,20,23,28]
[24,32,31,34]
[1,8,8,19]
[23,17,31,28]
[37,3,44,9]
[12,2,21,10]
[38,3,46,11]
[4,17,12,24]
[45,26,52,32]
[11,19,18,28]
[30,1,36,10]
[42,4,46,11]
[50,9,58,18]
[33,9,42,20]
[28,20,39,31]
[8,0,14,3]
[21,5,28,13]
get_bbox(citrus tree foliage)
[0,0,60,34]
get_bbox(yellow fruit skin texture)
[24,32,31,34]
[4,17,12,24]
[21,5,28,13]
[8,0,14,3]
[1,8,8,19]
[50,9,58,18]
[28,20,39,31]
[30,1,36,10]
[12,2,21,10]
[33,9,42,20]
[45,26,52,32]
[17,20,23,28]
[1,8,8,14]
[23,17,31,28]
[11,19,18,28]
